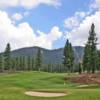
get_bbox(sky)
[0,0,100,52]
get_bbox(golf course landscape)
[0,0,100,100]
[0,71,100,100]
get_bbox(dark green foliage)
[10,58,15,71]
[3,43,11,70]
[14,57,19,70]
[83,44,91,72]
[27,56,32,70]
[63,39,74,73]
[83,23,97,73]
[31,57,35,70]
[97,51,100,71]
[69,43,74,72]
[0,55,3,72]
[22,56,26,70]
[78,63,82,74]
[18,56,25,70]
[35,48,42,71]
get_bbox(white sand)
[25,91,66,97]
[77,85,90,87]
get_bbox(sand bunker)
[25,91,66,97]
[77,85,90,87]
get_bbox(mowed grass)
[0,71,100,100]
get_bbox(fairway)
[0,71,100,100]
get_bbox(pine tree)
[47,63,51,72]
[19,56,22,70]
[83,23,97,73]
[10,58,15,71]
[4,43,11,71]
[0,55,3,72]
[31,57,34,70]
[14,57,19,71]
[23,56,26,70]
[97,51,100,71]
[35,48,42,71]
[27,56,31,70]
[78,63,82,74]
[83,44,91,72]
[22,56,26,70]
[63,39,74,73]
[69,43,74,72]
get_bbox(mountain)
[11,46,84,64]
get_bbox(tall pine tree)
[83,44,91,72]
[35,48,42,71]
[83,23,97,73]
[0,55,3,72]
[31,57,35,70]
[4,43,11,71]
[63,39,74,73]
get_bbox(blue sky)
[0,0,100,51]
[7,0,91,31]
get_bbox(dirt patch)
[25,91,66,97]
[66,73,100,84]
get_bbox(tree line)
[0,45,65,73]
[0,45,41,72]
[63,23,100,74]
[0,23,100,73]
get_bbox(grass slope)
[0,71,100,100]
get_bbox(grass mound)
[68,73,100,84]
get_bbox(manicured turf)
[0,71,100,100]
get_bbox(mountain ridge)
[11,46,84,64]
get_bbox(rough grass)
[0,71,100,100]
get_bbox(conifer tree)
[31,57,34,70]
[14,57,19,71]
[83,23,97,73]
[4,43,11,71]
[27,56,31,70]
[35,48,42,71]
[78,63,82,74]
[19,57,22,70]
[97,51,100,71]
[22,56,26,70]
[63,39,74,73]
[69,43,74,72]
[0,55,3,72]
[83,44,91,72]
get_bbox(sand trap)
[25,91,66,97]
[77,85,90,87]
[77,84,97,88]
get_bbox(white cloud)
[0,10,62,52]
[0,0,61,9]
[64,11,87,29]
[12,13,23,21]
[33,26,62,49]
[75,12,87,18]
[66,11,100,49]
[91,0,100,9]
[64,17,79,29]
[0,0,18,8]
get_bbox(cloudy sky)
[0,0,100,52]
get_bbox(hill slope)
[11,46,84,64]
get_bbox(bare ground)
[66,73,100,84]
